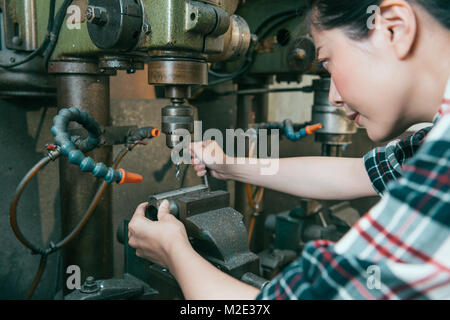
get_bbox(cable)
[56,144,133,249]
[43,0,75,70]
[208,9,304,81]
[10,142,140,299]
[219,85,314,96]
[247,185,265,245]
[25,254,48,299]
[0,0,57,69]
[0,0,73,70]
[10,154,57,253]
[254,9,304,36]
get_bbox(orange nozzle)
[151,128,161,137]
[117,168,143,185]
[305,123,323,135]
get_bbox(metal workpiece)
[146,185,230,222]
[209,14,252,62]
[86,0,144,51]
[49,59,114,294]
[311,77,357,146]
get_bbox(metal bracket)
[2,0,38,51]
[64,274,158,300]
[68,125,138,147]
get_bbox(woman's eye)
[321,60,329,70]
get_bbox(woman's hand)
[190,140,234,180]
[128,200,261,300]
[128,200,191,269]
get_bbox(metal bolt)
[80,276,99,294]
[143,23,152,35]
[295,48,306,60]
[86,6,108,26]
[12,36,22,46]
[85,6,94,21]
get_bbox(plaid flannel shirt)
[256,79,450,300]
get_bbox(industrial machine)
[2,0,365,300]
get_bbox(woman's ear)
[376,0,418,59]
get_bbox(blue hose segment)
[68,150,84,165]
[80,157,96,172]
[283,120,308,141]
[105,169,121,184]
[93,163,108,178]
[259,120,309,142]
[52,107,122,183]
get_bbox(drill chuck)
[162,104,194,149]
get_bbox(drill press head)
[147,55,208,149]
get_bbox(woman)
[128,0,450,299]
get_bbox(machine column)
[48,59,116,294]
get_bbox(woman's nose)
[329,78,344,107]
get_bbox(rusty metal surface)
[148,59,208,86]
[51,60,114,294]
[2,0,38,51]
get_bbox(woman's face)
[311,27,416,142]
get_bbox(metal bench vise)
[118,184,267,299]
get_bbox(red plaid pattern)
[256,79,450,300]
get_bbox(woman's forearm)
[168,242,260,300]
[226,156,377,200]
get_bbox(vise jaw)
[145,185,261,279]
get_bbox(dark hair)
[307,0,450,39]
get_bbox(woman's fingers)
[196,170,207,177]
[194,164,206,171]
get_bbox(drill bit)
[203,174,209,190]
[175,163,181,180]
